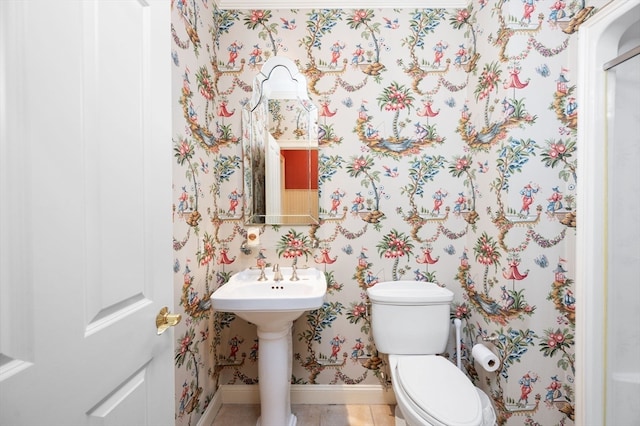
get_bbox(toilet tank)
[367,281,454,355]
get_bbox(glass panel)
[606,51,640,426]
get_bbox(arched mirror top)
[249,57,313,106]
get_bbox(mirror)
[242,57,319,225]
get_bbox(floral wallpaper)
[171,1,601,425]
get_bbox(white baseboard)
[196,390,223,426]
[197,384,396,425]
[220,384,396,404]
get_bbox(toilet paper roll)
[246,227,260,247]
[472,344,500,372]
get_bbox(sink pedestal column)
[256,322,296,426]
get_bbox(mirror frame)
[242,57,319,225]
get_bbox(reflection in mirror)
[242,57,319,225]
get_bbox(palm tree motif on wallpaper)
[174,137,202,227]
[345,155,386,224]
[456,232,536,326]
[448,154,481,225]
[275,229,312,267]
[457,61,537,150]
[377,230,414,281]
[354,82,445,157]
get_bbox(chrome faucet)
[257,264,267,281]
[290,264,299,281]
[272,264,283,282]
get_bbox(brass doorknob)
[156,307,181,335]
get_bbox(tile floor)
[211,404,397,426]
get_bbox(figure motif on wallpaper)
[520,182,540,216]
[521,0,539,25]
[433,40,449,68]
[248,44,263,67]
[546,186,564,214]
[227,189,240,215]
[519,372,539,407]
[328,188,346,216]
[346,9,386,76]
[432,189,448,215]
[328,41,346,68]
[228,335,244,361]
[329,334,346,361]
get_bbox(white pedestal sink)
[211,266,327,426]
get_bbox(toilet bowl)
[367,281,497,426]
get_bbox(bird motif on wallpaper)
[383,166,399,178]
[383,17,400,29]
[280,17,296,30]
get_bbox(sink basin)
[211,266,327,426]
[211,266,327,313]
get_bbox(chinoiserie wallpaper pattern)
[171,1,597,425]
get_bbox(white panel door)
[0,1,174,425]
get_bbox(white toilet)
[367,281,496,426]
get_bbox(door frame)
[576,1,640,424]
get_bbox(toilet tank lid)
[367,281,453,304]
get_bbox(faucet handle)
[257,264,267,281]
[290,264,299,281]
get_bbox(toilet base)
[394,405,407,426]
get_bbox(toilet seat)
[395,355,483,426]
